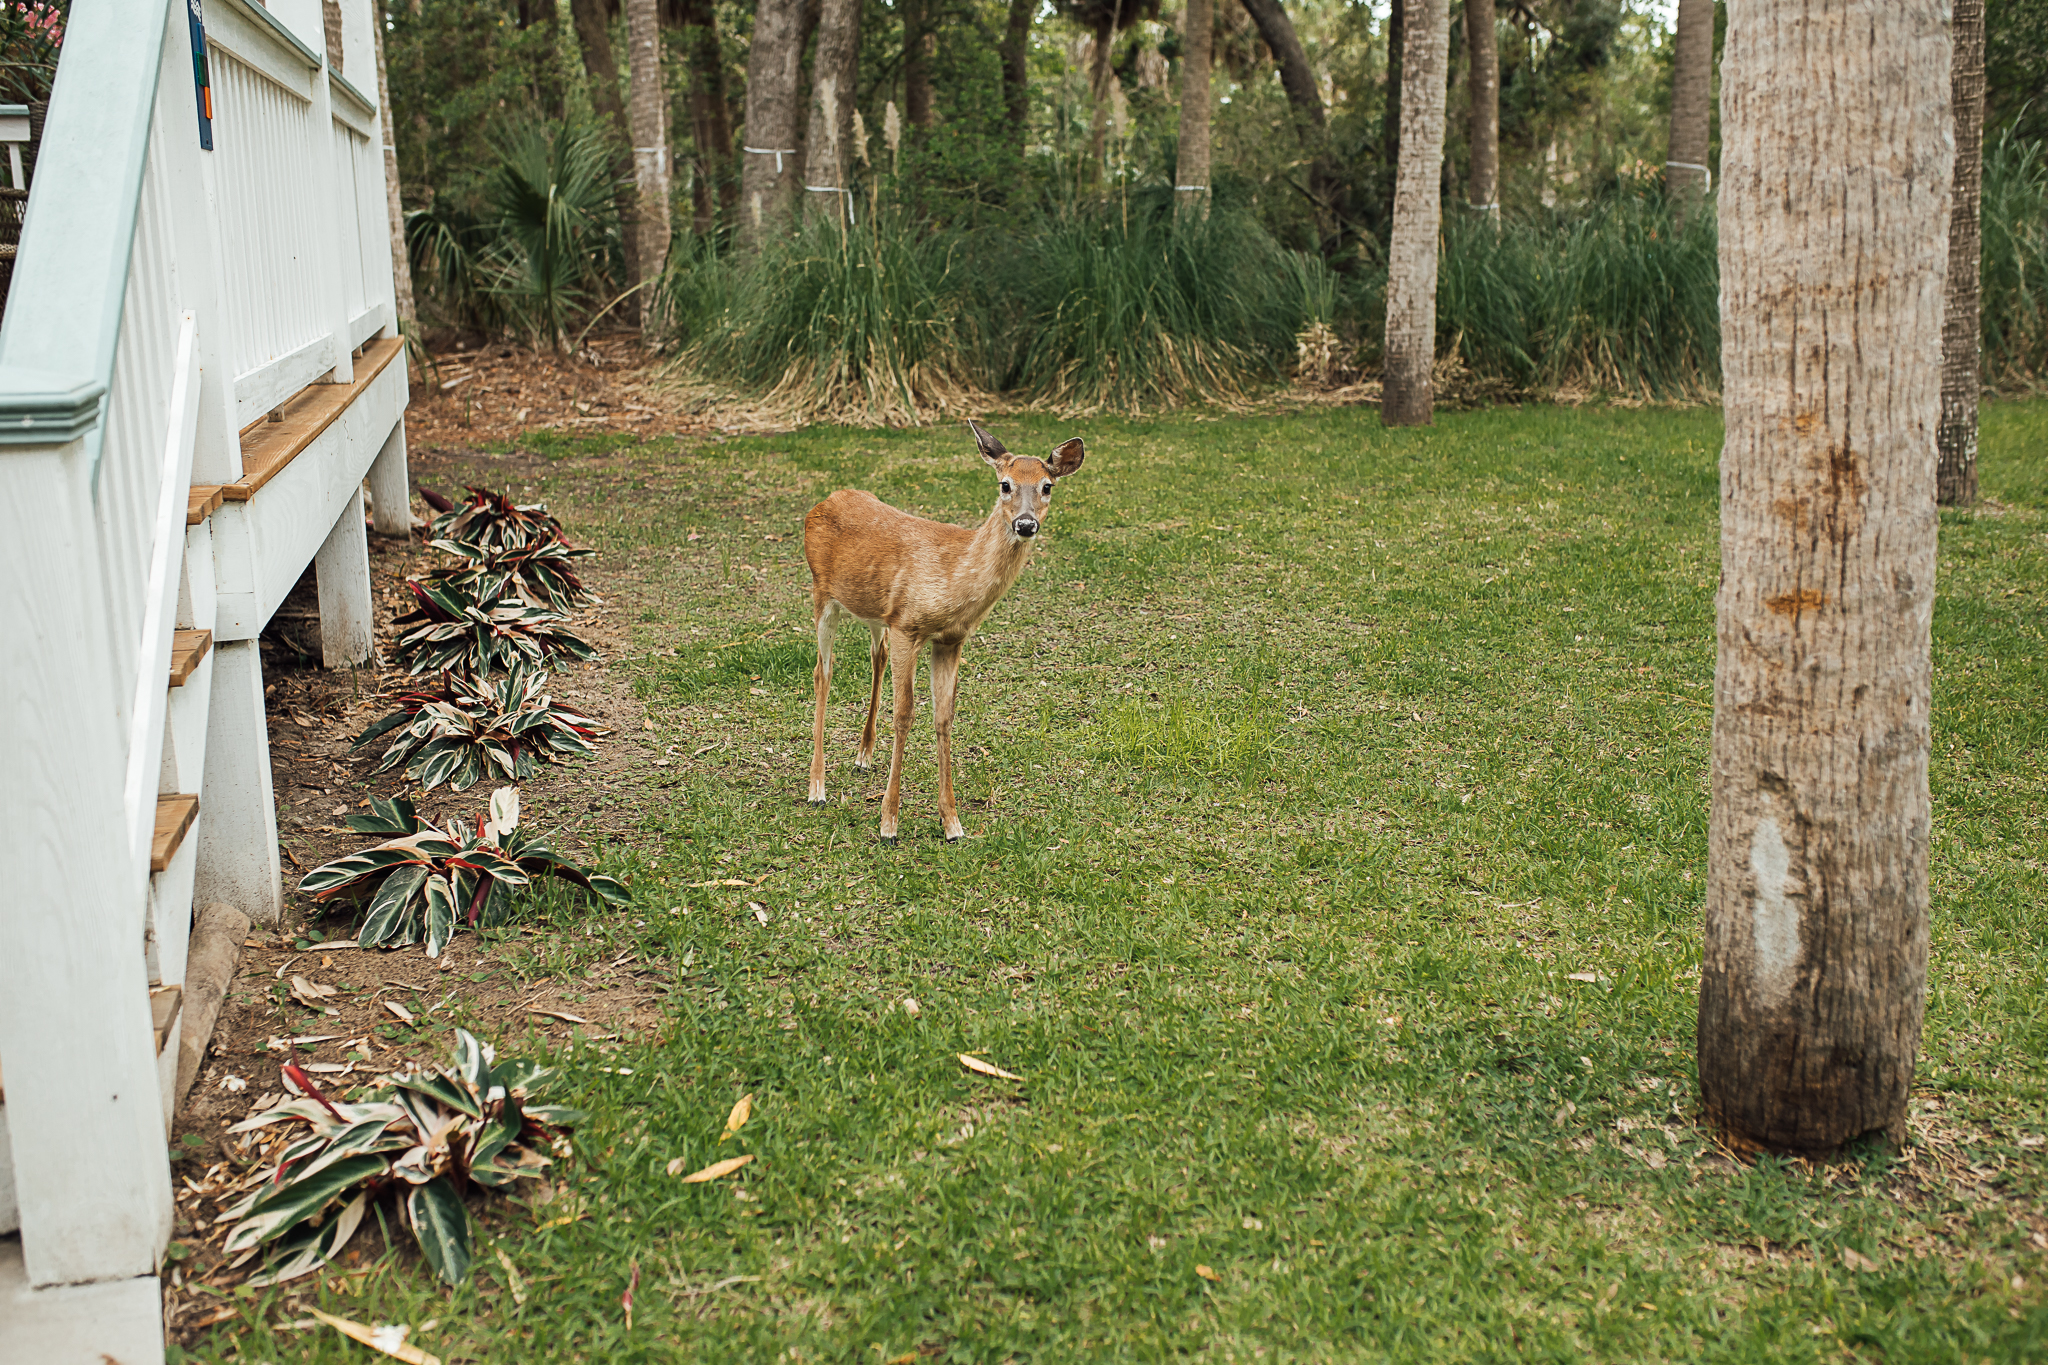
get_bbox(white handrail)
[122,311,201,876]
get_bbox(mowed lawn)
[205,399,2048,1363]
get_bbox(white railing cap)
[0,371,107,445]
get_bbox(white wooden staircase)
[0,3,410,1360]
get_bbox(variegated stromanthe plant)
[298,789,629,955]
[392,577,597,678]
[428,485,569,553]
[423,533,600,614]
[221,1029,581,1287]
[352,665,606,792]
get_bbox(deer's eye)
[1000,480,1013,494]
[1041,483,1053,495]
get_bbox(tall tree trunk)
[1175,0,1213,217]
[1380,0,1448,427]
[1382,0,1402,175]
[1465,0,1497,219]
[625,0,669,326]
[373,6,416,330]
[904,0,935,129]
[1700,0,1951,1156]
[570,0,641,287]
[739,0,808,247]
[1667,0,1713,214]
[1001,0,1034,156]
[1939,0,1985,507]
[1088,14,1116,175]
[677,0,735,235]
[804,0,861,226]
[1235,0,1338,245]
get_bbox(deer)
[803,422,1087,841]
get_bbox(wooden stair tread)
[150,985,182,1055]
[151,793,199,873]
[227,336,403,502]
[187,484,224,525]
[169,629,212,687]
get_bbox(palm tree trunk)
[1088,14,1116,176]
[1465,0,1497,220]
[372,7,416,329]
[904,0,935,129]
[1939,0,1985,507]
[804,0,861,227]
[1175,0,1213,218]
[1234,0,1337,245]
[1380,0,1448,427]
[677,0,735,236]
[1700,0,1951,1155]
[1667,0,1713,214]
[739,0,808,247]
[569,0,640,286]
[1001,0,1034,156]
[625,0,669,326]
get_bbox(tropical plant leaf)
[224,1154,391,1253]
[408,1176,473,1286]
[359,864,432,947]
[244,1192,369,1288]
[424,873,457,958]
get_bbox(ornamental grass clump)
[298,789,628,955]
[222,1029,581,1287]
[423,535,599,613]
[354,665,606,792]
[393,578,596,677]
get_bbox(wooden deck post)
[191,639,282,925]
[367,415,410,535]
[315,484,375,667]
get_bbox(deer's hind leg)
[878,627,918,842]
[855,622,887,770]
[931,642,965,841]
[809,600,841,804]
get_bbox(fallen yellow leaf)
[721,1093,754,1142]
[958,1053,1023,1082]
[306,1308,441,1365]
[1195,1264,1222,1283]
[677,1154,755,1183]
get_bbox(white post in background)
[0,438,174,1287]
[366,415,409,535]
[315,484,374,666]
[192,639,282,925]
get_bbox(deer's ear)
[969,420,1008,467]
[1046,437,1086,479]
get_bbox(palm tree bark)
[372,7,416,329]
[804,0,861,226]
[1175,0,1213,217]
[1088,13,1117,174]
[570,0,640,284]
[625,0,669,325]
[1700,0,1951,1155]
[1235,0,1340,244]
[676,0,735,235]
[1000,0,1034,156]
[1465,0,1497,219]
[1667,0,1713,214]
[1380,0,1448,427]
[739,0,808,247]
[1939,0,1985,507]
[904,0,935,129]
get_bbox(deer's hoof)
[853,758,873,772]
[808,797,828,807]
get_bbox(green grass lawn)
[202,398,2048,1363]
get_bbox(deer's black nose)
[1014,518,1039,537]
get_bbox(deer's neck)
[951,506,1037,620]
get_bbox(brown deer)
[803,422,1087,841]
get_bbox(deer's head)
[971,421,1085,543]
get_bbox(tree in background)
[373,6,417,330]
[625,0,669,324]
[1940,0,1985,507]
[1235,0,1341,246]
[1382,0,1450,426]
[805,0,862,226]
[1465,0,1499,221]
[671,0,735,236]
[1666,0,1713,212]
[1701,0,1949,1154]
[1000,0,1035,158]
[1174,0,1212,217]
[569,0,640,285]
[739,0,810,246]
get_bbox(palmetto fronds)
[298,789,629,955]
[392,578,596,677]
[220,1029,580,1287]
[353,667,606,792]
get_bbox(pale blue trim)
[0,2,165,471]
[0,104,27,118]
[217,0,321,71]
[332,71,375,118]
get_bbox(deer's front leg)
[930,642,964,841]
[856,623,886,770]
[879,628,918,841]
[808,604,838,804]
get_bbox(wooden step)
[151,794,199,873]
[150,985,182,1055]
[187,484,224,525]
[168,628,211,686]
[228,335,404,501]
